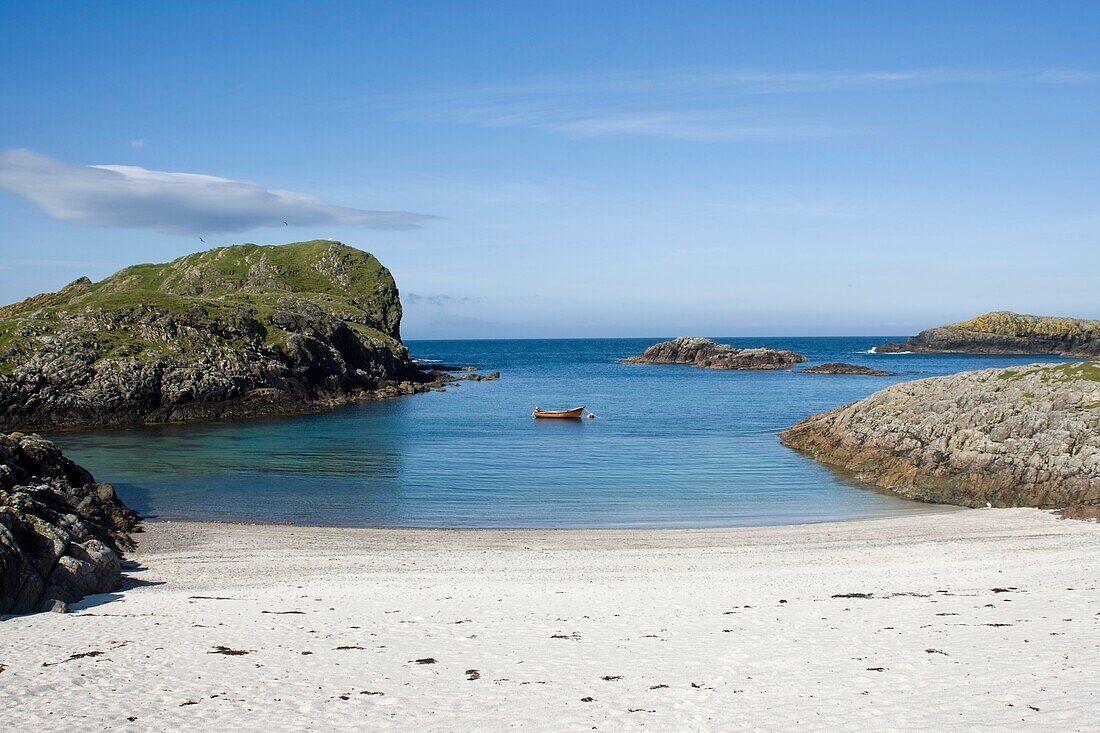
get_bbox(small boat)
[533,406,585,419]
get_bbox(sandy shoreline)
[3,510,1098,730]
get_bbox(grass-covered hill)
[0,241,428,430]
[876,311,1100,357]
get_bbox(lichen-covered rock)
[780,362,1100,509]
[875,311,1100,357]
[802,363,894,376]
[0,241,438,430]
[622,337,806,370]
[1,432,139,615]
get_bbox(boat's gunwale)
[533,406,586,419]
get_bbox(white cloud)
[129,138,147,149]
[0,149,435,235]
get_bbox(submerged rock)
[0,241,446,431]
[874,311,1100,357]
[780,361,1100,509]
[455,371,501,381]
[623,337,806,370]
[1,432,139,615]
[802,363,894,376]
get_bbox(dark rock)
[456,371,501,382]
[623,337,806,370]
[872,343,910,354]
[1,432,139,615]
[803,363,894,376]
[423,364,469,372]
[623,337,730,365]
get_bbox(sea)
[48,338,1073,529]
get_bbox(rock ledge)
[780,362,1100,508]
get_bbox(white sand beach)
[2,509,1098,731]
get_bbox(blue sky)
[1,2,1098,338]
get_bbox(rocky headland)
[623,337,806,370]
[780,361,1100,509]
[1,431,139,615]
[0,241,471,431]
[875,311,1100,356]
[802,363,894,376]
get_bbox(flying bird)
[283,220,288,226]
[199,237,205,244]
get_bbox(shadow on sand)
[67,561,165,614]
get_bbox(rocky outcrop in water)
[802,363,894,376]
[622,337,806,370]
[875,311,1100,357]
[454,370,501,382]
[872,342,913,354]
[0,241,446,431]
[780,362,1100,509]
[1,432,139,615]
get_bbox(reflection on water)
[50,337,1073,528]
[102,415,406,477]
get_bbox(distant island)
[781,361,1100,510]
[802,363,894,376]
[0,241,466,431]
[875,311,1100,356]
[623,337,806,370]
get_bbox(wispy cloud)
[376,66,1099,141]
[404,102,841,142]
[1024,68,1100,84]
[129,138,147,149]
[545,114,836,142]
[0,149,436,236]
[405,292,474,306]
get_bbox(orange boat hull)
[533,406,585,419]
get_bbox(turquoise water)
[49,338,1072,528]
